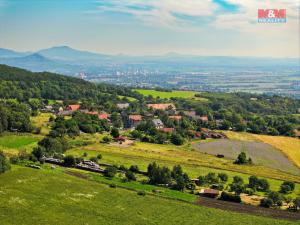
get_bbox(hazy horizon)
[0,0,299,58]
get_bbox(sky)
[0,0,299,57]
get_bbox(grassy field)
[0,133,41,156]
[135,89,208,101]
[31,113,52,135]
[253,135,300,169]
[66,138,300,197]
[0,166,296,225]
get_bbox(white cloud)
[96,0,217,28]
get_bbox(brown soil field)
[196,197,300,221]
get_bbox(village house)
[67,104,80,111]
[86,111,109,120]
[152,119,164,129]
[199,116,209,123]
[200,189,220,198]
[159,127,175,133]
[41,105,54,113]
[147,103,176,111]
[169,115,182,121]
[117,103,130,109]
[126,114,142,128]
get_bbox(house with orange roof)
[169,115,182,121]
[67,104,80,111]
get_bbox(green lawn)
[0,134,40,149]
[0,166,295,225]
[135,89,207,100]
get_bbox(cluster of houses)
[41,102,227,139]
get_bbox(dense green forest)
[0,64,141,103]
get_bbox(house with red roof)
[126,114,142,128]
[159,128,175,133]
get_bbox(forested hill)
[0,64,140,101]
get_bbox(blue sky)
[0,0,299,57]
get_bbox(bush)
[102,136,111,143]
[129,165,139,173]
[218,173,228,182]
[219,192,241,203]
[280,181,295,194]
[97,154,102,160]
[119,165,127,171]
[0,151,11,173]
[268,191,283,206]
[105,166,117,178]
[260,198,273,208]
[82,152,88,157]
[137,190,146,196]
[109,184,116,188]
[63,155,76,167]
[89,157,98,163]
[125,170,136,181]
[10,156,20,164]
[245,188,255,195]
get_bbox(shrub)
[219,192,241,203]
[137,190,146,196]
[10,156,20,164]
[218,173,228,182]
[268,191,283,206]
[102,136,111,143]
[260,198,273,208]
[105,166,117,178]
[119,165,127,171]
[280,181,295,194]
[109,184,116,188]
[129,165,139,173]
[63,155,76,167]
[0,151,11,173]
[89,157,98,163]
[97,154,102,160]
[82,152,88,157]
[125,170,136,181]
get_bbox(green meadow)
[135,89,207,100]
[0,166,296,225]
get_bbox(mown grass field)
[0,166,296,225]
[192,139,300,175]
[0,133,41,156]
[224,131,300,169]
[135,89,208,101]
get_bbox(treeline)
[171,92,300,136]
[0,101,32,133]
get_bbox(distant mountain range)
[0,46,299,75]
